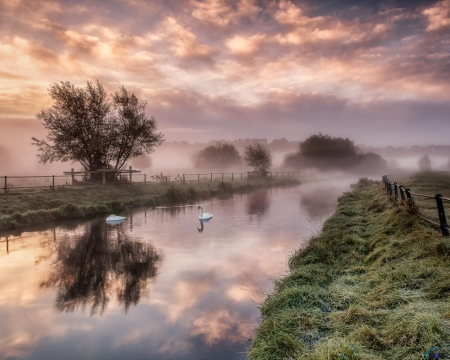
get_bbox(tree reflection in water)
[41,220,162,315]
[247,190,270,217]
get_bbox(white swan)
[106,215,127,223]
[198,206,213,220]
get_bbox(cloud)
[225,33,266,57]
[423,0,450,31]
[163,17,217,64]
[190,0,233,27]
[0,0,449,148]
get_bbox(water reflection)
[300,186,339,220]
[0,180,356,360]
[247,190,270,217]
[40,220,162,315]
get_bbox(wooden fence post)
[52,175,55,190]
[129,166,133,183]
[399,185,406,201]
[144,174,146,184]
[435,194,450,237]
[71,168,75,185]
[183,174,185,183]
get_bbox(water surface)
[0,179,355,360]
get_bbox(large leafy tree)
[244,142,272,175]
[32,81,164,179]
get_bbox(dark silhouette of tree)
[195,142,242,169]
[247,191,270,217]
[283,133,387,174]
[244,143,272,175]
[40,221,162,315]
[418,155,432,171]
[32,81,164,181]
[300,133,357,158]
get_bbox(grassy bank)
[0,178,299,231]
[249,172,450,360]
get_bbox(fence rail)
[181,171,301,183]
[382,174,449,237]
[1,171,301,193]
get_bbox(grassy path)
[249,172,450,360]
[0,178,298,231]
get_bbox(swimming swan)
[198,206,213,220]
[106,215,127,222]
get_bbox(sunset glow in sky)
[1,0,449,145]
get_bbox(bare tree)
[32,81,164,181]
[244,142,272,175]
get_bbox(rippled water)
[0,179,355,360]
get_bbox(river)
[0,179,355,360]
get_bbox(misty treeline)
[195,141,272,174]
[192,134,388,174]
[191,133,450,174]
[32,80,163,182]
[360,144,450,157]
[283,133,388,174]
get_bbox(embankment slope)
[249,173,450,359]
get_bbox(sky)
[0,0,450,147]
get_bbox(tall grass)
[249,173,450,360]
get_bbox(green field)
[249,172,450,360]
[0,178,299,231]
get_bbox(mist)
[1,117,448,180]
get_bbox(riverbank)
[249,172,450,359]
[0,178,299,231]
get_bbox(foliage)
[151,172,170,183]
[300,133,358,158]
[32,81,164,180]
[195,142,242,169]
[284,134,387,174]
[418,155,432,171]
[244,142,272,174]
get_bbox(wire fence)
[382,174,449,237]
[0,171,302,193]
[181,171,301,183]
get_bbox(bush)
[195,142,242,169]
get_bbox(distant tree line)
[194,141,272,175]
[284,133,387,174]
